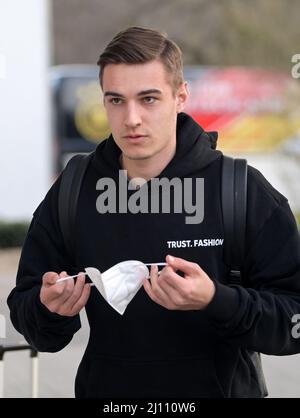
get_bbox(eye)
[110,98,123,105]
[143,96,157,104]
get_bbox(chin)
[125,153,153,161]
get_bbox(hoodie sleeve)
[7,176,81,352]
[205,166,300,355]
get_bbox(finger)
[143,274,157,301]
[158,269,180,292]
[69,283,91,315]
[61,272,87,312]
[148,265,170,303]
[143,266,160,301]
[150,265,165,293]
[156,277,183,305]
[43,271,74,309]
[41,271,71,304]
[42,271,60,288]
[55,273,75,305]
[166,255,201,276]
[159,266,188,293]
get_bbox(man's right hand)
[40,271,91,317]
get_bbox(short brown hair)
[97,26,184,93]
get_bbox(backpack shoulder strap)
[221,155,248,285]
[58,152,93,259]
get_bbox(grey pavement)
[1,267,300,398]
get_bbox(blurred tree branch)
[51,0,300,70]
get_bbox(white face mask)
[85,260,149,315]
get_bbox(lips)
[124,135,147,139]
[123,135,148,143]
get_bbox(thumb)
[166,255,199,276]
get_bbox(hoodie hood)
[161,112,222,178]
[92,112,222,179]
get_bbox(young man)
[7,27,300,398]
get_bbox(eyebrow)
[104,89,162,98]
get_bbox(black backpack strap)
[221,155,248,285]
[58,153,93,260]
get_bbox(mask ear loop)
[56,263,168,283]
[145,264,168,279]
[145,263,167,267]
[56,273,87,283]
[56,271,96,287]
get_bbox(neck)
[120,144,176,182]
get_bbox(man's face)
[102,60,188,162]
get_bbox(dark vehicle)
[50,65,109,174]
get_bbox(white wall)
[0,0,51,221]
[233,152,300,214]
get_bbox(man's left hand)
[143,255,216,311]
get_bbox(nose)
[124,103,142,129]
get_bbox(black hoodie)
[7,113,300,398]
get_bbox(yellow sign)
[74,81,110,143]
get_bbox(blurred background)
[0,0,299,398]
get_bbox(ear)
[176,82,189,113]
